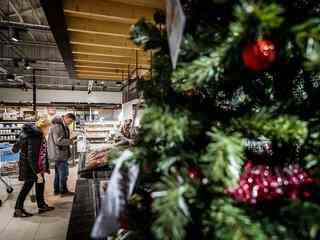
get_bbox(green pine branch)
[231,111,308,145]
[130,17,163,51]
[201,128,244,191]
[292,19,320,69]
[152,176,190,240]
[206,198,267,240]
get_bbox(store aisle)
[0,166,77,240]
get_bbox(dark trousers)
[54,161,69,194]
[15,178,46,209]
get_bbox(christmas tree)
[125,0,320,239]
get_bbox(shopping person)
[47,113,76,197]
[13,119,54,218]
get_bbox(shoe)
[53,192,60,196]
[39,205,55,214]
[13,209,33,218]
[60,191,75,197]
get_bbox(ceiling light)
[11,29,20,42]
[24,60,32,70]
[6,74,15,81]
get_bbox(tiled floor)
[0,166,77,240]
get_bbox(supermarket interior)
[0,0,320,240]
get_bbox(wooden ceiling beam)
[73,54,150,66]
[76,74,125,81]
[71,44,149,59]
[108,0,165,9]
[66,16,130,37]
[63,0,155,24]
[74,59,149,69]
[76,65,131,72]
[76,69,125,75]
[73,52,150,65]
[74,61,133,69]
[69,31,138,50]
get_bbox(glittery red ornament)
[242,40,276,71]
[228,161,314,204]
[188,167,202,180]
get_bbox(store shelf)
[0,120,34,123]
[86,136,106,139]
[85,129,110,132]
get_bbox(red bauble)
[119,215,129,230]
[188,167,202,180]
[242,40,276,71]
[184,89,200,97]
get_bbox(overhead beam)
[63,0,155,24]
[0,72,69,79]
[0,20,50,31]
[73,53,149,65]
[10,40,56,48]
[40,0,76,78]
[9,0,36,41]
[71,44,148,59]
[73,56,149,67]
[76,69,126,75]
[76,74,125,81]
[109,0,165,9]
[9,1,23,23]
[26,0,42,25]
[74,61,132,69]
[26,0,49,42]
[0,8,6,20]
[66,16,130,37]
[0,57,64,65]
[9,7,41,17]
[69,31,138,50]
[75,65,131,72]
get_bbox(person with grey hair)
[47,113,76,197]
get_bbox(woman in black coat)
[12,119,54,217]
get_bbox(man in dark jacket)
[47,113,76,197]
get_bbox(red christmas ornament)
[119,215,129,230]
[184,89,200,97]
[188,167,202,180]
[143,163,152,173]
[242,40,276,71]
[228,161,314,204]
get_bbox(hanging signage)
[166,0,186,69]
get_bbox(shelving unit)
[83,121,117,144]
[0,121,35,143]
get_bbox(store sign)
[166,0,186,69]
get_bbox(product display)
[0,121,34,142]
[84,122,116,144]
